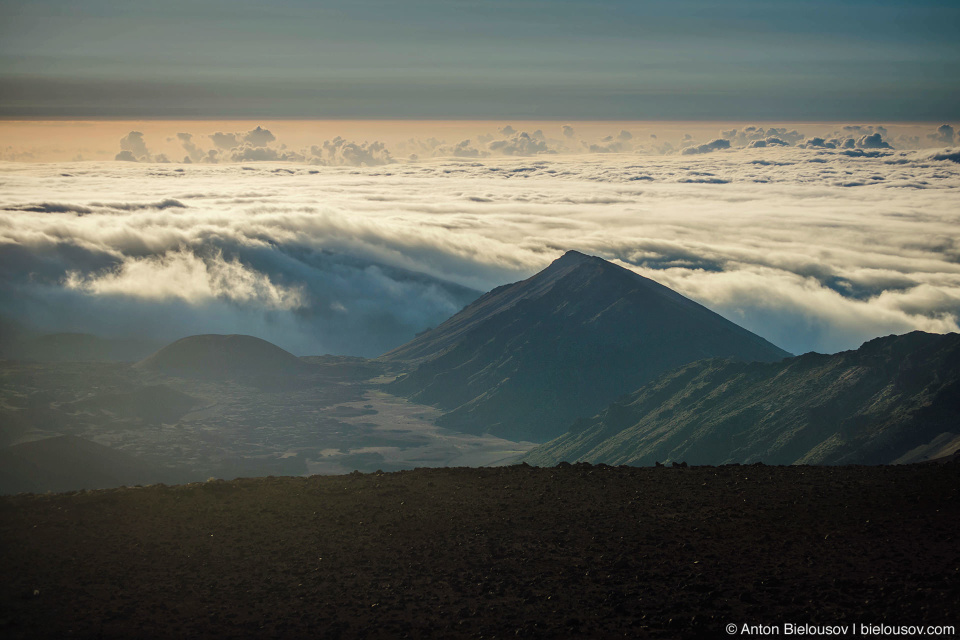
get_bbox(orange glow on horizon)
[0,119,941,163]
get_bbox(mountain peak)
[383,252,790,442]
[554,249,593,263]
[546,249,608,271]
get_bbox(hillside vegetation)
[524,331,960,466]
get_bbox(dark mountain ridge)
[523,330,960,466]
[383,251,790,442]
[0,316,161,362]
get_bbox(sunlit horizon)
[1,119,955,163]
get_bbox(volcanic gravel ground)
[1,463,958,638]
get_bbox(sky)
[1,0,959,120]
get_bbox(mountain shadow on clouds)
[382,251,790,443]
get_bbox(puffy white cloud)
[929,124,956,146]
[722,126,803,148]
[451,139,483,158]
[210,132,240,150]
[114,131,169,163]
[118,131,150,159]
[857,132,892,149]
[309,137,392,166]
[748,137,789,148]
[586,137,629,154]
[177,133,205,163]
[64,249,304,310]
[561,124,576,138]
[681,139,731,155]
[202,127,291,162]
[488,131,553,156]
[243,126,276,147]
[114,131,172,162]
[799,137,837,149]
[230,144,304,163]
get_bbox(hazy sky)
[2,0,958,119]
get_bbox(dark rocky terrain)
[1,463,957,639]
[384,251,790,442]
[0,349,531,494]
[524,331,960,467]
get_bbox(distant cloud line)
[108,123,960,167]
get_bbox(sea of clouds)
[1,123,958,357]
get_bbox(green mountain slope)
[523,331,960,466]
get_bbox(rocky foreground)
[1,463,958,639]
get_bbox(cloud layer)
[2,143,959,356]
[107,122,960,168]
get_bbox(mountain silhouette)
[523,331,960,466]
[382,250,790,442]
[136,334,304,380]
[0,315,161,362]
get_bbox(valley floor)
[0,359,537,494]
[1,463,958,639]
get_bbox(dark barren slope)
[136,334,304,379]
[524,331,960,467]
[1,464,957,639]
[383,251,789,442]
